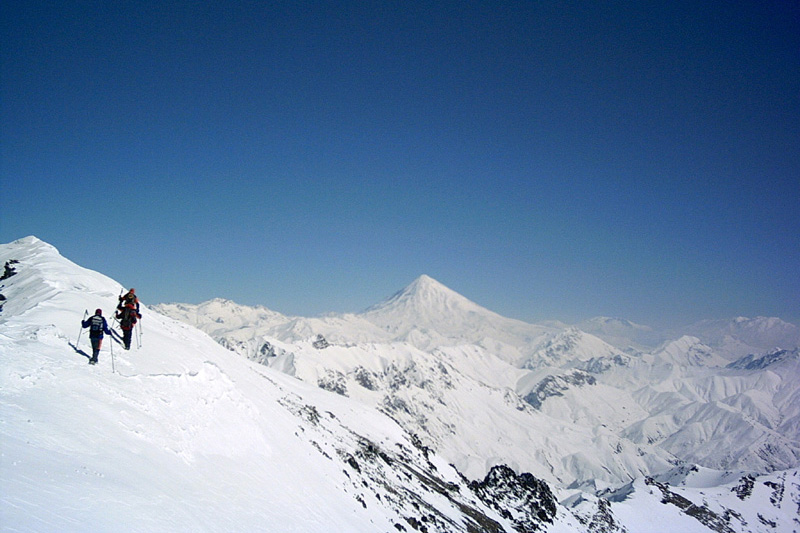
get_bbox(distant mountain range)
[155,274,800,491]
[157,274,800,360]
[3,236,798,532]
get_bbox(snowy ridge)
[157,273,800,488]
[569,467,800,533]
[728,347,800,371]
[683,317,800,360]
[576,316,667,353]
[4,236,800,532]
[651,336,729,367]
[155,297,289,336]
[261,338,678,486]
[155,300,393,349]
[520,327,627,371]
[0,237,559,532]
[361,274,555,359]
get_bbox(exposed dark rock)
[645,477,736,533]
[579,354,631,374]
[0,260,18,281]
[408,433,431,460]
[523,370,596,409]
[469,465,557,532]
[435,361,454,389]
[382,395,414,416]
[353,366,380,391]
[386,363,411,391]
[357,437,394,465]
[259,341,276,358]
[299,404,320,425]
[728,348,798,370]
[585,498,627,533]
[312,334,330,349]
[758,513,777,527]
[341,452,361,473]
[764,478,784,507]
[732,474,755,500]
[217,337,242,353]
[318,370,348,396]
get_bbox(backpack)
[120,306,137,328]
[90,315,104,333]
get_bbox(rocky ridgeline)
[278,387,558,533]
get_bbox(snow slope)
[0,237,552,532]
[4,236,799,533]
[156,277,800,493]
[162,292,678,487]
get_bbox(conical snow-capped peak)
[364,275,495,319]
[360,275,551,354]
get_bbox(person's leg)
[91,338,101,362]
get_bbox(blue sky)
[2,1,798,327]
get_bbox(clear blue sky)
[2,1,798,327]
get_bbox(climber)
[81,308,111,364]
[118,288,139,312]
[116,303,141,350]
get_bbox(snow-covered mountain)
[1,237,565,532]
[156,297,392,349]
[157,274,556,364]
[160,291,667,487]
[519,327,628,371]
[575,315,800,361]
[683,316,800,361]
[361,274,555,358]
[575,316,667,353]
[156,272,800,492]
[4,236,800,532]
[650,335,729,368]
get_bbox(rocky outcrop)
[469,465,557,532]
[523,370,596,409]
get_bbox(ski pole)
[76,310,88,346]
[110,329,116,374]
